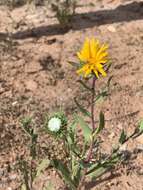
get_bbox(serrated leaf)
[36,159,50,177]
[94,111,105,135]
[74,98,91,117]
[119,130,127,144]
[51,159,76,190]
[76,116,92,142]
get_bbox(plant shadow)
[8,1,143,39]
[85,148,143,190]
[85,172,121,190]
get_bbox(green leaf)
[87,164,110,179]
[21,184,26,190]
[76,116,92,142]
[74,98,91,117]
[21,117,32,128]
[20,117,33,137]
[95,91,108,104]
[87,153,121,179]
[107,76,113,88]
[139,120,143,133]
[77,80,92,91]
[71,159,82,186]
[69,119,77,133]
[36,159,50,177]
[51,159,76,190]
[94,111,105,135]
[119,130,127,144]
[68,61,78,68]
[94,76,113,104]
[67,121,81,158]
[43,182,54,190]
[67,120,76,145]
[104,61,112,73]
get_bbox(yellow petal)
[93,69,99,78]
[96,44,108,59]
[95,63,103,69]
[77,63,92,77]
[80,38,90,60]
[97,52,108,61]
[77,64,88,74]
[84,67,92,77]
[98,67,107,76]
[90,38,100,58]
[77,52,86,61]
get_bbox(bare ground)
[0,0,143,189]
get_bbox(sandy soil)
[0,0,143,189]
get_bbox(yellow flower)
[77,38,109,78]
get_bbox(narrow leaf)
[74,98,91,117]
[94,111,105,135]
[76,116,92,142]
[21,184,26,190]
[68,61,78,68]
[139,120,143,133]
[95,91,108,104]
[107,76,113,88]
[36,159,50,177]
[87,153,121,178]
[87,164,110,178]
[119,130,127,144]
[51,159,76,190]
[77,80,92,91]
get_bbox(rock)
[7,187,12,190]
[107,25,116,33]
[12,101,18,106]
[9,173,17,180]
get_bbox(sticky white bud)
[48,117,61,132]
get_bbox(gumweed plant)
[51,0,77,28]
[20,37,143,190]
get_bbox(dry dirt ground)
[0,0,143,189]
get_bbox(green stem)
[77,76,96,190]
[91,76,96,131]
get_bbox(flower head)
[77,38,109,78]
[48,117,61,132]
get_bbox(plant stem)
[91,75,96,131]
[77,76,96,190]
[30,159,33,190]
[86,75,96,162]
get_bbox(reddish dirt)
[0,0,143,189]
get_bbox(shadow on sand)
[0,1,143,40]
